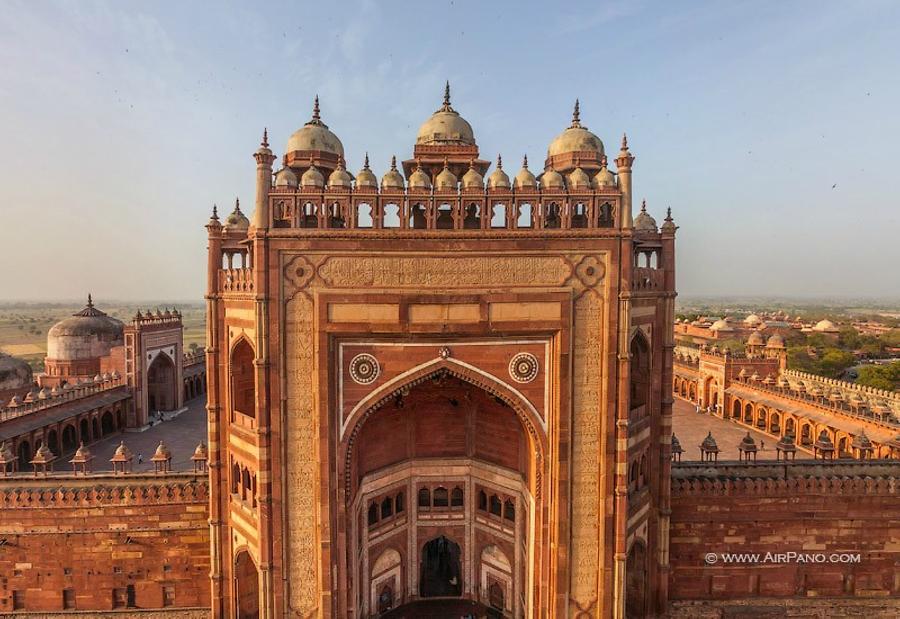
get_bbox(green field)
[0,302,206,371]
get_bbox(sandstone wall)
[668,462,900,613]
[0,473,210,615]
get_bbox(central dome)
[416,83,476,146]
[547,100,604,157]
[285,96,345,158]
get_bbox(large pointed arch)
[339,358,548,501]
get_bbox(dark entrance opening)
[147,353,177,412]
[62,425,77,453]
[419,536,462,598]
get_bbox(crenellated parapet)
[671,461,900,497]
[0,472,208,508]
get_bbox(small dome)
[47,296,124,361]
[567,167,591,190]
[285,96,344,158]
[739,432,757,452]
[327,159,352,189]
[274,167,298,188]
[223,199,249,231]
[355,154,378,188]
[461,161,483,190]
[514,155,537,190]
[0,352,32,391]
[416,82,476,146]
[747,332,765,346]
[700,431,719,452]
[408,162,432,190]
[547,100,604,157]
[744,314,762,326]
[381,156,405,190]
[487,155,510,189]
[540,168,565,190]
[435,160,458,190]
[592,156,615,188]
[192,442,208,461]
[633,200,658,232]
[813,319,839,333]
[766,334,785,349]
[709,319,734,332]
[301,164,325,188]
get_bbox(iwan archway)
[338,362,548,618]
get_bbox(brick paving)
[672,396,812,461]
[78,395,207,472]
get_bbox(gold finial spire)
[363,152,370,169]
[261,127,268,148]
[390,155,397,170]
[523,154,529,169]
[571,99,581,128]
[443,157,450,169]
[497,154,502,169]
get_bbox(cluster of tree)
[787,345,856,378]
[855,361,900,392]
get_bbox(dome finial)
[621,133,629,150]
[363,152,370,169]
[261,127,269,148]
[523,154,529,169]
[390,155,397,170]
[666,206,672,221]
[211,204,219,220]
[640,199,647,213]
[87,293,93,308]
[571,99,581,128]
[444,80,451,106]
[234,197,240,212]
[312,95,321,122]
[443,157,449,169]
[497,154,503,169]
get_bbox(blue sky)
[1,0,898,301]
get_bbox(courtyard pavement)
[73,396,207,473]
[672,396,813,461]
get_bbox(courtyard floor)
[78,395,208,473]
[672,396,812,461]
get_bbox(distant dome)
[0,352,32,391]
[746,332,765,346]
[709,319,734,332]
[766,334,786,349]
[813,319,839,333]
[487,155,510,189]
[744,314,762,326]
[547,100,604,157]
[416,83,476,146]
[47,296,124,362]
[381,156,405,190]
[633,200,657,232]
[514,156,537,190]
[285,97,344,158]
[223,199,249,231]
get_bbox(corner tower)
[206,91,677,618]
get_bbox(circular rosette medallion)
[508,352,539,384]
[349,353,380,385]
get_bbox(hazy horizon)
[1,0,899,301]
